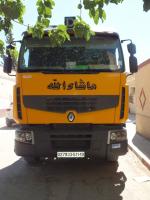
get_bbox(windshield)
[19,36,124,73]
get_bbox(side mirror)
[127,42,138,73]
[127,43,136,55]
[3,55,13,74]
[129,55,138,73]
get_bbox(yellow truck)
[3,18,138,164]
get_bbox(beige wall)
[136,59,150,139]
[127,74,136,114]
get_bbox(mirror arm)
[10,40,22,44]
[121,39,132,44]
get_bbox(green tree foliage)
[0,0,25,56]
[28,0,55,38]
[0,40,4,56]
[74,17,95,41]
[48,25,70,46]
[6,31,18,69]
[83,0,123,24]
[0,0,150,56]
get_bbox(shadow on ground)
[0,159,127,200]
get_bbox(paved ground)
[127,114,150,170]
[0,120,150,200]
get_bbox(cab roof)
[23,26,120,39]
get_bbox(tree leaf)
[94,9,99,24]
[0,39,4,56]
[102,10,106,21]
[42,18,50,27]
[45,7,51,16]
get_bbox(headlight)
[108,129,127,144]
[110,132,117,140]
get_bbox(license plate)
[57,152,85,158]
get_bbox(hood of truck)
[19,72,122,124]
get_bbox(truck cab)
[3,22,138,163]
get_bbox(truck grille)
[23,95,119,113]
[46,96,99,113]
[50,134,91,151]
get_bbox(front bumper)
[14,124,128,159]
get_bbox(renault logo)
[67,112,75,122]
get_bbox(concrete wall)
[0,68,14,118]
[127,74,136,114]
[136,59,150,139]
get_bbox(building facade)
[136,59,150,139]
